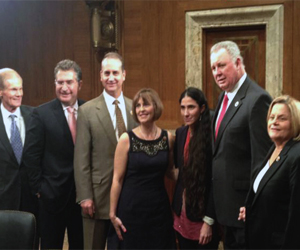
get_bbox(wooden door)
[203,26,266,110]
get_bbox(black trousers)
[176,228,220,250]
[38,194,83,250]
[223,225,245,250]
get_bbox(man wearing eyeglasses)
[23,59,84,249]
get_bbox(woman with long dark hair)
[172,87,219,249]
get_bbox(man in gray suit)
[74,52,137,250]
[0,68,36,213]
[210,41,272,249]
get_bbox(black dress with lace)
[107,130,176,249]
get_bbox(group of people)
[0,40,299,250]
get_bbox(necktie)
[10,114,23,164]
[113,100,126,138]
[67,106,77,144]
[215,94,229,138]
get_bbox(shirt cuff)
[203,215,214,225]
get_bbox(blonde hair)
[267,95,300,141]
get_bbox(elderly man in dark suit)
[210,41,272,249]
[0,68,35,213]
[23,60,84,249]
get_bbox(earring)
[199,115,202,121]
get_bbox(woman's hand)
[111,216,127,240]
[238,206,246,222]
[199,222,212,245]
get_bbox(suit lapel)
[214,78,250,152]
[52,99,73,145]
[251,140,295,206]
[212,94,223,143]
[177,126,188,168]
[95,94,118,146]
[20,105,31,129]
[0,108,15,158]
[124,97,135,131]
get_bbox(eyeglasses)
[55,80,77,87]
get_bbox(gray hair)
[210,41,244,65]
[54,59,82,81]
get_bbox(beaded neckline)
[130,130,168,156]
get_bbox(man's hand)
[81,199,95,217]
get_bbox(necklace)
[139,126,158,140]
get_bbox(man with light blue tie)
[0,68,36,214]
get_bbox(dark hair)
[102,52,125,71]
[132,88,163,123]
[54,59,82,81]
[179,87,212,218]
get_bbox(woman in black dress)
[172,87,219,249]
[109,88,177,249]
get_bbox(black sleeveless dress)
[107,130,176,249]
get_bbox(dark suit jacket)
[23,98,85,213]
[212,76,272,228]
[245,140,300,249]
[0,105,34,210]
[172,125,215,221]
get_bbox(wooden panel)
[0,0,98,106]
[293,0,300,100]
[123,1,183,129]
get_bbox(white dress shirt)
[61,100,79,121]
[103,90,128,140]
[253,161,270,193]
[215,73,247,130]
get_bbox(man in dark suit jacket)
[23,60,84,249]
[210,41,272,249]
[0,68,36,214]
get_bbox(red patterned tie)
[215,94,228,138]
[67,106,76,144]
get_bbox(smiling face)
[100,58,125,98]
[135,97,155,124]
[268,103,293,146]
[0,75,23,113]
[55,70,82,106]
[210,48,242,92]
[180,96,204,129]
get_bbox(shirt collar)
[226,73,247,100]
[61,100,79,111]
[103,89,124,105]
[1,103,21,118]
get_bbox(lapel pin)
[276,156,281,162]
[235,101,239,107]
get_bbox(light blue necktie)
[10,114,23,164]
